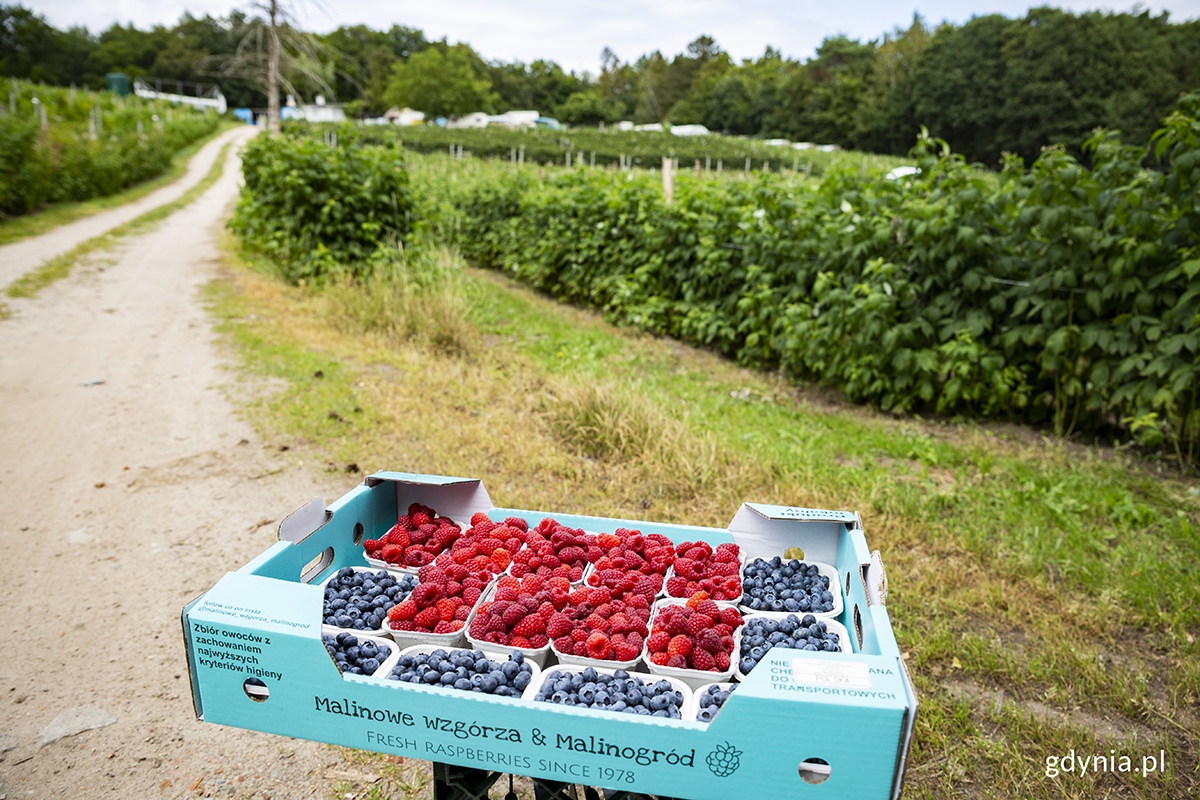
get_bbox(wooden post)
[705,155,711,177]
[591,151,595,167]
[745,157,750,173]
[764,160,769,172]
[449,143,454,158]
[717,159,722,175]
[662,156,674,205]
[519,145,525,165]
[695,159,701,179]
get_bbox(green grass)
[207,232,1198,798]
[0,119,239,248]
[5,140,233,299]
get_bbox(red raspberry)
[695,599,721,618]
[388,598,418,622]
[665,576,688,596]
[715,652,731,671]
[413,608,440,629]
[667,635,693,657]
[585,631,610,659]
[435,598,456,621]
[685,591,709,608]
[697,630,723,654]
[390,619,415,631]
[686,614,713,637]
[650,651,670,666]
[570,628,589,643]
[667,654,688,669]
[504,516,529,532]
[462,586,482,606]
[529,634,548,648]
[453,604,471,621]
[433,620,457,634]
[502,604,527,627]
[411,511,431,528]
[646,630,670,653]
[553,635,574,652]
[720,608,742,627]
[613,643,639,661]
[691,648,716,671]
[510,636,532,649]
[546,614,573,639]
[470,512,491,526]
[513,616,545,637]
[584,613,609,632]
[381,544,403,563]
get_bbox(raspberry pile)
[443,513,533,575]
[385,558,489,635]
[323,568,419,631]
[646,596,741,672]
[696,683,737,723]
[548,585,652,663]
[533,667,685,718]
[363,503,462,569]
[665,541,742,601]
[509,518,598,583]
[738,613,842,675]
[323,632,393,676]
[468,574,572,650]
[742,557,837,614]
[586,529,674,598]
[388,648,533,696]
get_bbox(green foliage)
[229,127,415,283]
[346,121,905,176]
[384,44,498,118]
[0,79,220,217]
[435,92,1200,459]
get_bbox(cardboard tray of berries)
[184,473,918,800]
[643,598,743,690]
[739,557,843,619]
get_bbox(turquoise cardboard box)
[182,472,917,799]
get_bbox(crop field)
[209,108,1200,799]
[0,79,223,223]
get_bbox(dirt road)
[0,128,356,798]
[0,125,256,290]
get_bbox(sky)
[33,0,1200,75]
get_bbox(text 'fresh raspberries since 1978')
[738,613,841,675]
[387,648,534,696]
[647,598,741,672]
[742,557,837,614]
[323,568,418,631]
[534,667,686,719]
[322,632,393,676]
[666,541,742,601]
[362,503,462,569]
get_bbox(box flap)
[364,472,493,527]
[278,496,330,543]
[727,503,854,565]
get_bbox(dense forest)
[3,3,1198,165]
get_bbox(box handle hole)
[301,546,334,584]
[799,758,831,784]
[352,522,364,546]
[853,604,863,651]
[243,678,269,703]
[845,570,851,598]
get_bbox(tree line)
[3,3,1198,165]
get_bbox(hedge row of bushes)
[0,81,221,217]
[442,92,1200,458]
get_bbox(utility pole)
[267,0,281,137]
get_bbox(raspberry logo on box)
[705,741,743,777]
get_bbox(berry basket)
[733,613,852,683]
[389,644,542,701]
[321,628,402,679]
[466,583,555,668]
[662,546,746,606]
[738,557,843,619]
[643,599,742,691]
[529,664,693,721]
[320,566,419,638]
[382,578,490,651]
[688,681,737,724]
